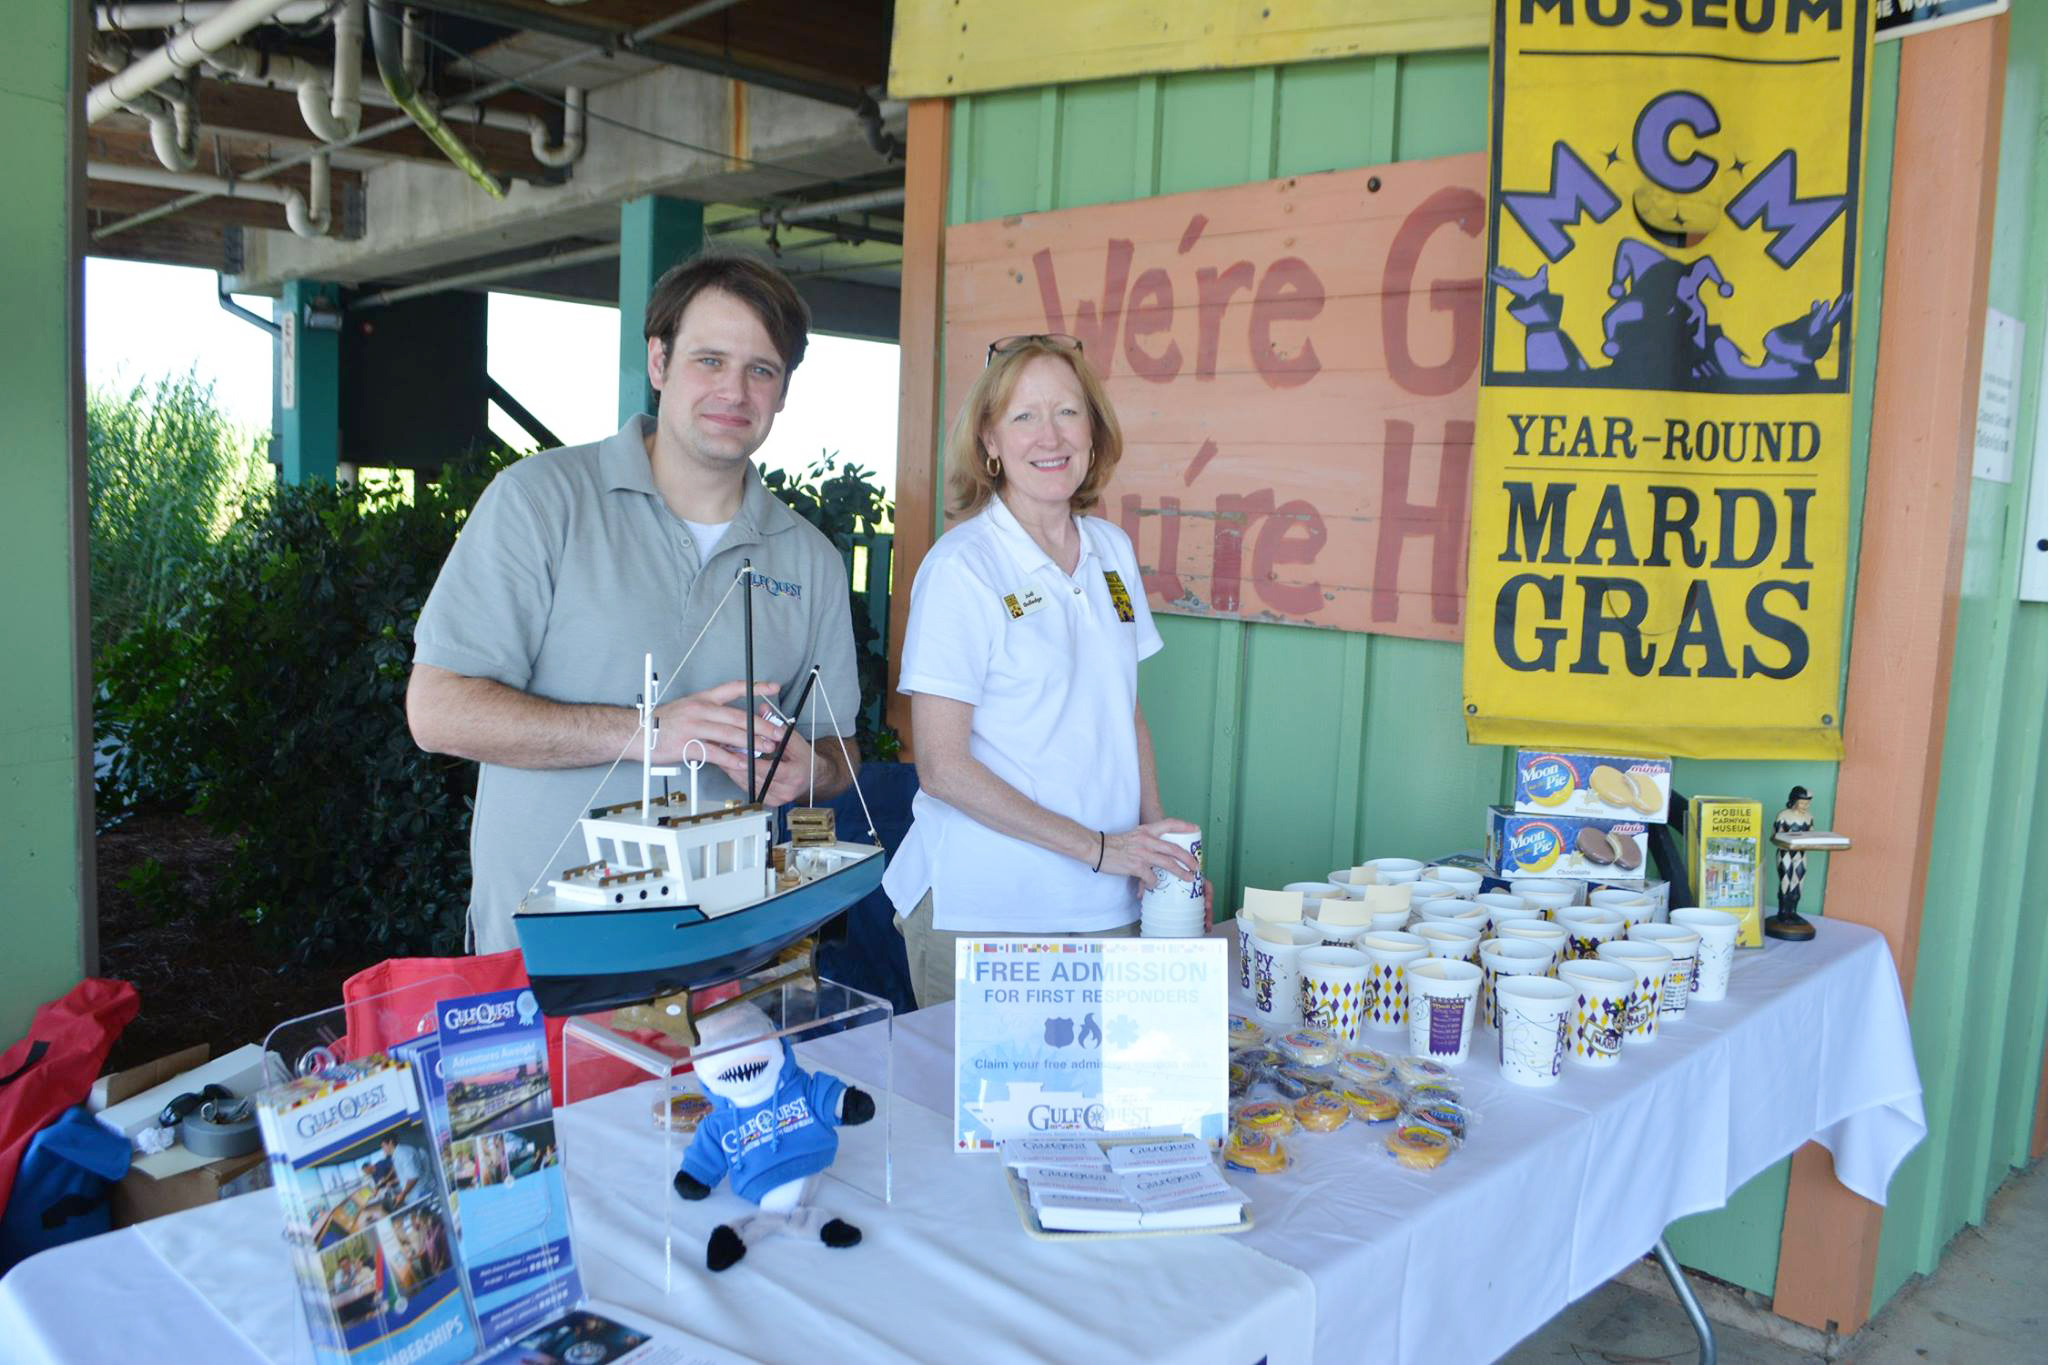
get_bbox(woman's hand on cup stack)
[1100,818,1201,883]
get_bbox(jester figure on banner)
[1465,0,1870,760]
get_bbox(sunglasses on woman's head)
[985,333,1083,366]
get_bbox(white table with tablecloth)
[0,917,1922,1364]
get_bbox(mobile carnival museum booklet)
[255,1053,478,1365]
[434,988,582,1347]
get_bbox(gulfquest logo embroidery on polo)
[747,570,802,600]
[721,1095,815,1157]
[1102,569,1136,622]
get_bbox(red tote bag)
[0,978,140,1214]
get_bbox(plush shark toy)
[671,1000,875,1271]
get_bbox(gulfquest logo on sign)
[1464,0,1867,760]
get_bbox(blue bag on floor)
[0,1105,131,1273]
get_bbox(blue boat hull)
[512,852,886,1016]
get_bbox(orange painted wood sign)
[943,154,1489,639]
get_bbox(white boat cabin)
[548,798,772,917]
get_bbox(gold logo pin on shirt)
[1103,570,1136,623]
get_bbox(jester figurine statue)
[1767,785,1818,942]
[671,1001,876,1271]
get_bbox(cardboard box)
[1513,750,1673,823]
[93,1044,273,1228]
[1487,806,1649,882]
[1686,795,1765,947]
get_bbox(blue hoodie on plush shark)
[672,1000,876,1271]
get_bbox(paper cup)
[1358,930,1429,1033]
[1479,937,1557,1030]
[1596,940,1671,1045]
[1498,919,1569,962]
[1495,976,1573,1086]
[1413,920,1483,963]
[1512,877,1585,908]
[1475,891,1537,933]
[1298,946,1371,1043]
[1671,907,1741,1002]
[1303,916,1365,949]
[1509,880,1577,919]
[1557,959,1635,1068]
[1415,897,1490,928]
[1407,958,1483,1063]
[1555,907,1625,962]
[1409,879,1460,902]
[1233,912,1257,992]
[1361,857,1425,885]
[1142,829,1204,919]
[1284,880,1346,913]
[1589,889,1657,934]
[1629,923,1702,1018]
[1423,864,1484,896]
[1248,923,1322,1027]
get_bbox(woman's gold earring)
[985,452,1001,479]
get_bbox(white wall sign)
[2018,312,2048,603]
[280,309,297,412]
[1974,309,2021,483]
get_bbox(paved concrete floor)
[1503,1158,2048,1363]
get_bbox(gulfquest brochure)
[433,988,582,1346]
[255,1053,477,1365]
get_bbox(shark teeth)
[716,1058,768,1086]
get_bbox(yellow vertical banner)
[1465,0,1871,759]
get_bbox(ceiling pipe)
[754,187,905,232]
[89,155,331,237]
[201,0,362,144]
[96,1,330,28]
[94,35,203,171]
[86,0,312,123]
[368,0,506,197]
[353,239,621,308]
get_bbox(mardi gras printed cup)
[1413,919,1483,964]
[1589,888,1657,934]
[1496,976,1573,1087]
[1298,946,1371,1043]
[1509,879,1577,919]
[1475,891,1537,933]
[1499,919,1569,962]
[1415,899,1490,931]
[1671,907,1741,1002]
[1358,930,1429,1033]
[1596,940,1672,1046]
[1303,916,1366,950]
[1422,864,1485,896]
[1556,907,1625,963]
[1628,923,1701,1019]
[1361,857,1425,885]
[1407,958,1483,1064]
[1557,958,1635,1069]
[1233,912,1257,992]
[1480,937,1557,1030]
[1248,922,1322,1027]
[1284,880,1347,914]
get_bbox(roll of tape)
[180,1107,261,1159]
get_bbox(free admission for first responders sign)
[945,156,1488,641]
[1464,0,1871,759]
[952,938,1227,1151]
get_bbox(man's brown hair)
[643,251,811,394]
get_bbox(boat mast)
[741,558,757,804]
[639,651,657,821]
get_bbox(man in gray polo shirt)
[408,253,861,954]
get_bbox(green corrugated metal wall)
[945,46,1912,1301]
[1873,9,2048,1314]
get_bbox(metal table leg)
[1654,1236,1717,1365]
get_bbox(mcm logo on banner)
[1464,0,1871,760]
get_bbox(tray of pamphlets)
[1000,1135,1253,1242]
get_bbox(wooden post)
[887,99,953,756]
[1770,16,2008,1336]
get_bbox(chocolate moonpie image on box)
[1487,806,1649,882]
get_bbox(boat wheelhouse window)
[597,837,619,865]
[716,840,736,875]
[687,845,707,880]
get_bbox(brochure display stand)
[260,979,581,1364]
[561,968,893,1293]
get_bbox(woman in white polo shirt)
[885,333,1203,1008]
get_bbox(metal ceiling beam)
[400,0,866,110]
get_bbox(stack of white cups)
[1139,829,1205,938]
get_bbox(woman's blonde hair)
[943,338,1124,519]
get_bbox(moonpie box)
[1686,795,1765,948]
[1514,750,1672,823]
[1487,806,1648,882]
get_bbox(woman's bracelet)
[1091,830,1106,873]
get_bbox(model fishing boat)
[513,560,885,1016]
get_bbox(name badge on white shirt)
[1000,586,1049,620]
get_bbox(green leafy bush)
[762,452,900,759]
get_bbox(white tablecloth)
[0,918,1921,1365]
